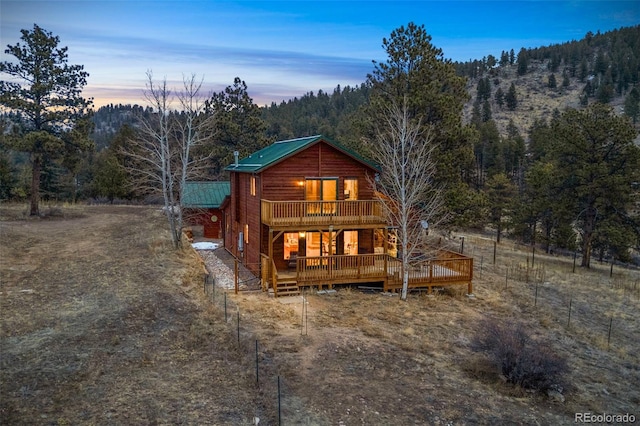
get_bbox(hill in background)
[89,25,639,147]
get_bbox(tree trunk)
[401,266,409,301]
[544,223,552,254]
[30,155,41,216]
[580,208,597,268]
[581,232,593,268]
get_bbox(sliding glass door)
[305,178,337,214]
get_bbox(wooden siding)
[260,142,377,202]
[224,172,261,275]
[183,208,223,238]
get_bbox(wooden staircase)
[268,280,300,297]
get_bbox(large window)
[305,178,337,214]
[305,178,337,201]
[305,231,336,257]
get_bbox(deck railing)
[292,250,473,289]
[296,253,389,284]
[261,199,386,227]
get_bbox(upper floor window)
[250,176,257,196]
[305,178,337,201]
[344,178,358,200]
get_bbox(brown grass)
[1,205,638,424]
[0,204,266,424]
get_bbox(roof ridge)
[274,135,321,144]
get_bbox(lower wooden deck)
[261,251,473,297]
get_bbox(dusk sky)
[1,1,638,108]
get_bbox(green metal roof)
[224,135,379,173]
[181,181,230,208]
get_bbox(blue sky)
[1,1,638,108]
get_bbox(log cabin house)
[222,135,473,296]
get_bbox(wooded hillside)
[2,24,639,264]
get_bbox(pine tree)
[482,99,492,122]
[366,22,474,196]
[0,25,93,215]
[506,83,518,110]
[500,50,509,67]
[495,87,505,109]
[204,77,270,178]
[578,58,589,82]
[624,86,640,123]
[562,70,570,87]
[550,103,640,267]
[517,48,528,75]
[486,173,517,242]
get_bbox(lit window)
[250,176,256,196]
[244,224,249,244]
[344,178,358,200]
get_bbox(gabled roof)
[181,181,230,208]
[224,135,379,173]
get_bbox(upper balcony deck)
[261,199,387,229]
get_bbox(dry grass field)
[1,204,638,425]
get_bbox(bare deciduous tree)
[368,96,446,300]
[124,71,215,249]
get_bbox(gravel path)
[196,247,261,291]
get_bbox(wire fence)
[201,261,306,425]
[194,239,639,423]
[455,233,640,355]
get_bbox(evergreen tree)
[504,120,525,179]
[486,54,497,69]
[517,48,529,75]
[550,103,640,267]
[578,57,589,82]
[494,87,505,109]
[0,25,93,215]
[485,173,517,242]
[528,118,552,161]
[366,22,476,226]
[476,77,490,102]
[0,149,15,200]
[596,83,614,103]
[516,161,574,251]
[482,99,492,122]
[92,124,135,201]
[548,73,557,89]
[506,83,518,110]
[624,86,640,123]
[470,101,482,128]
[562,69,570,87]
[204,77,270,178]
[500,50,509,67]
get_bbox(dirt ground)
[1,205,638,425]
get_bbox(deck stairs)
[268,280,301,297]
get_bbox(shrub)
[471,318,568,392]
